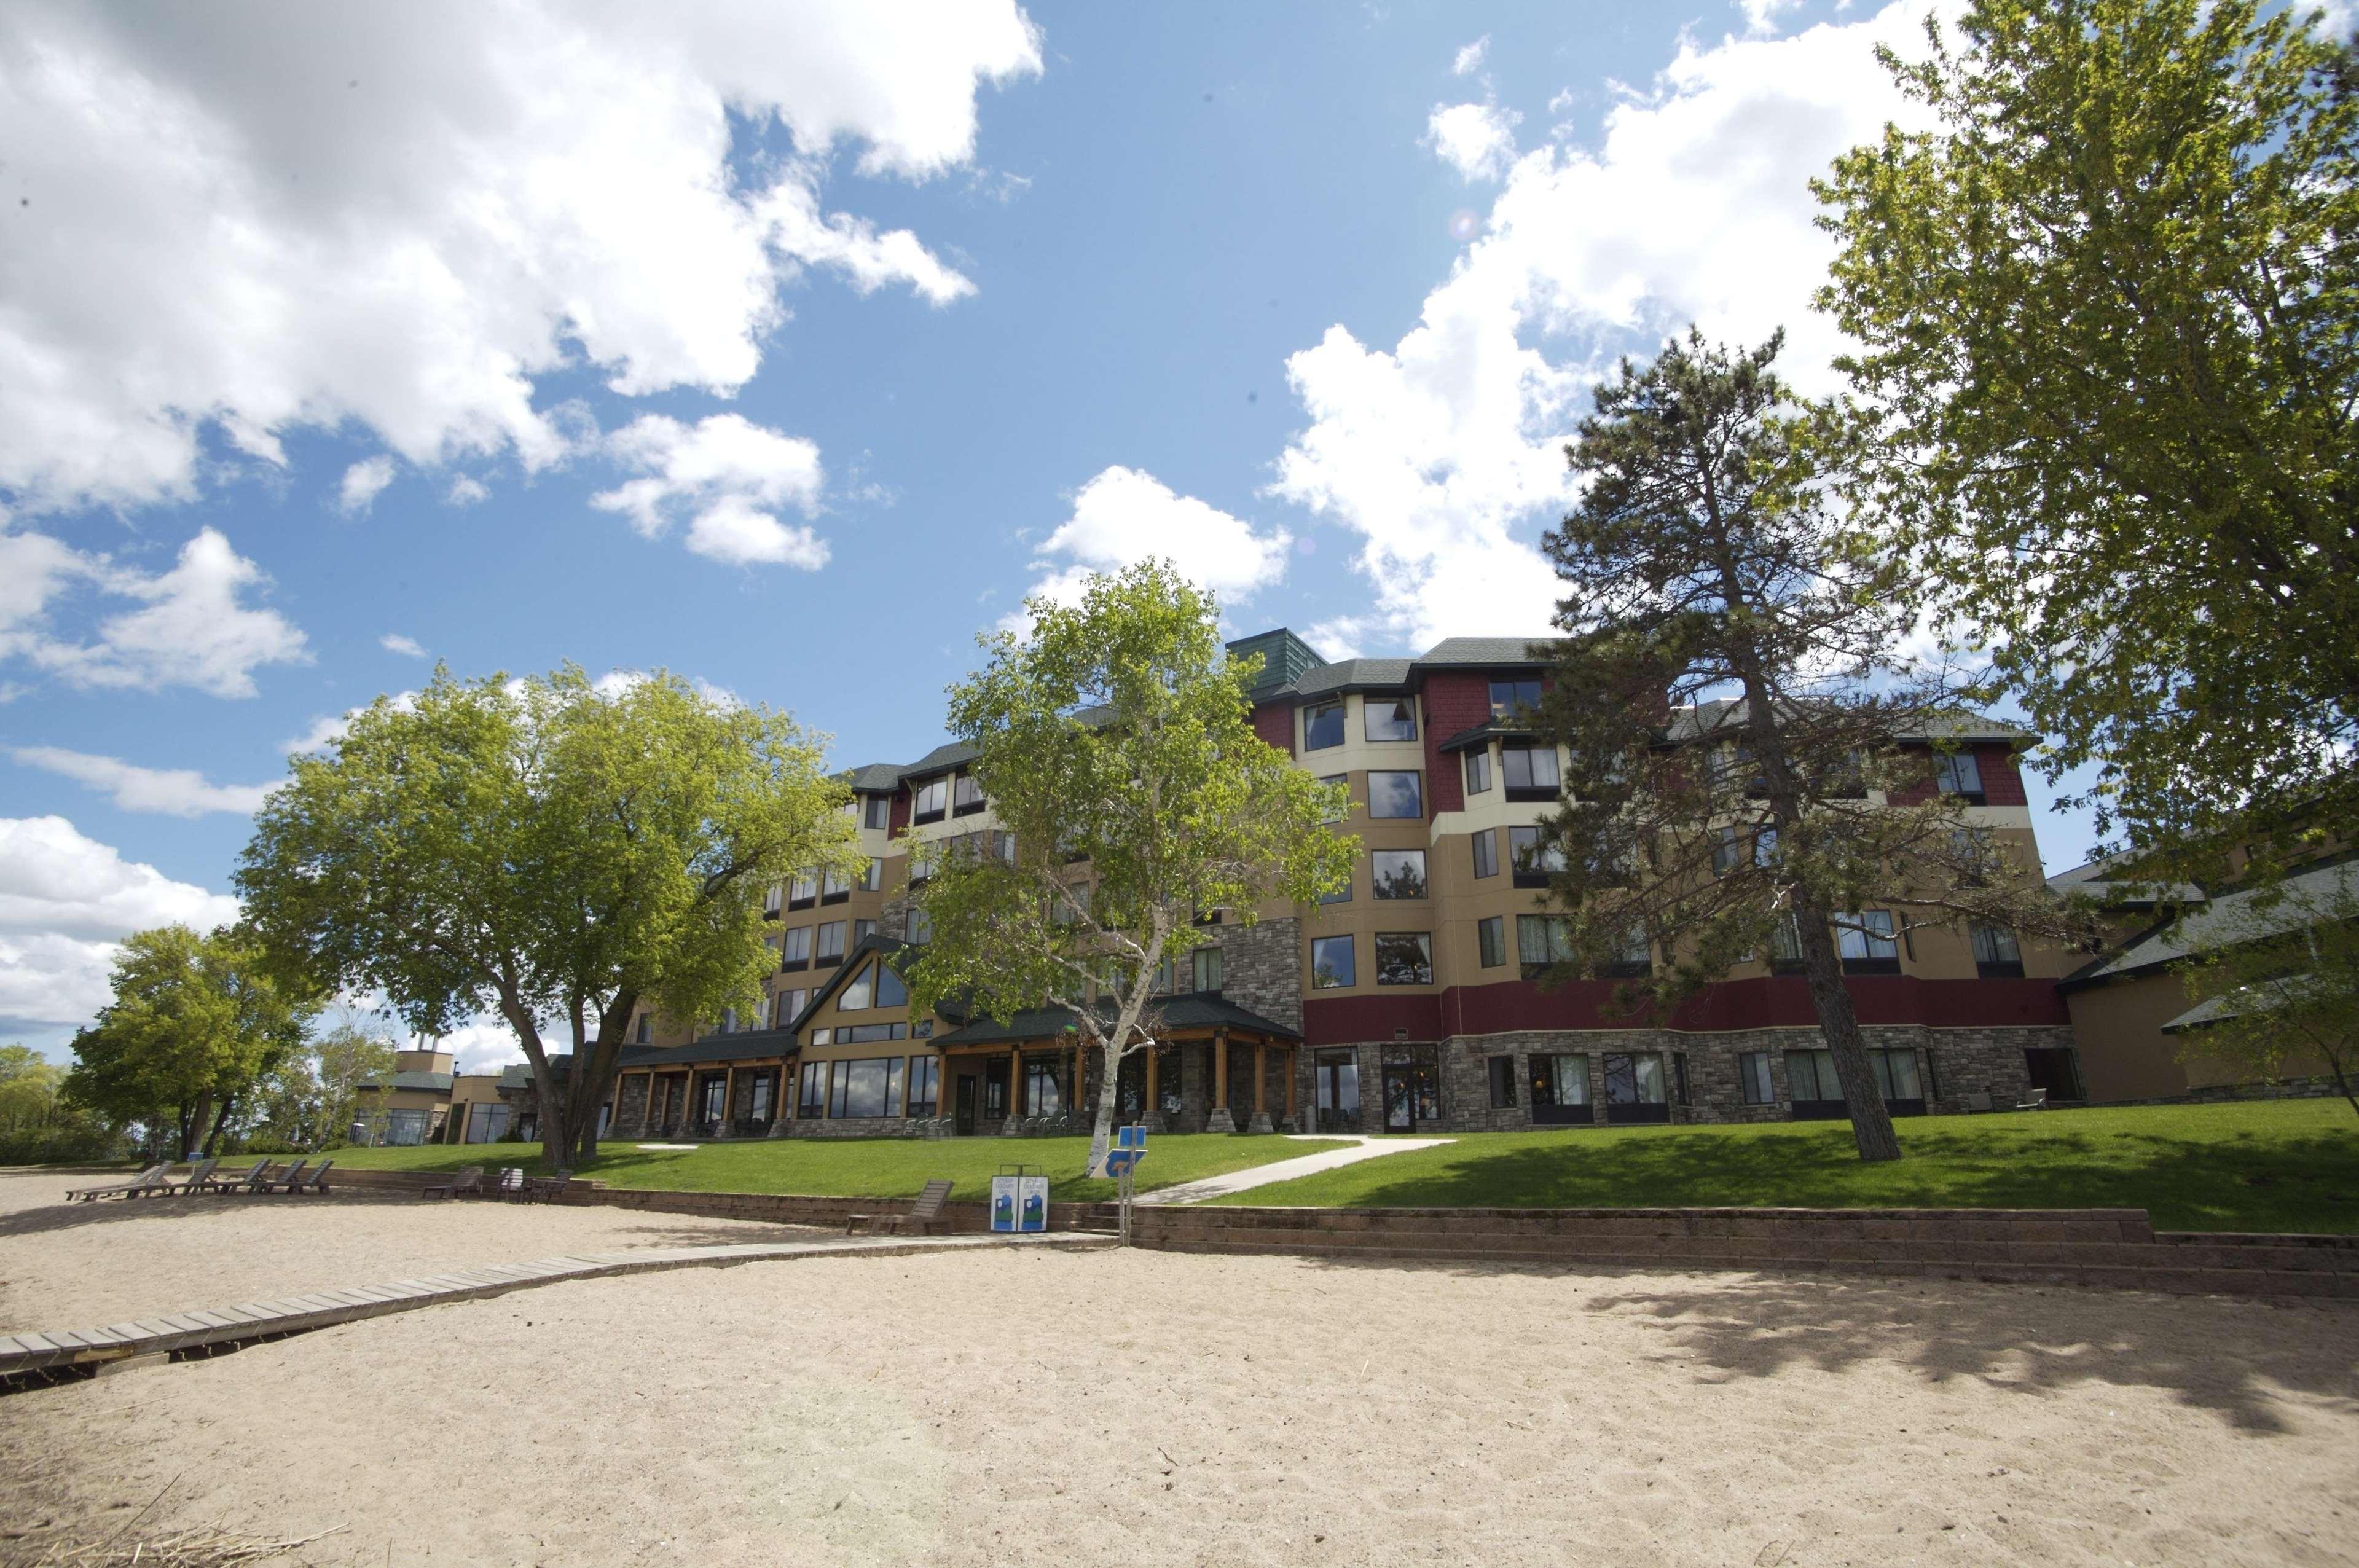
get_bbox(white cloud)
[0,1,1042,515]
[283,689,420,756]
[436,1017,527,1075]
[1273,4,1935,651]
[380,633,430,659]
[1015,466,1290,623]
[1427,102,1523,182]
[0,815,243,1029]
[592,413,830,568]
[1452,36,1491,76]
[339,455,398,514]
[446,476,490,506]
[10,747,274,818]
[0,526,310,698]
[1738,0,1807,36]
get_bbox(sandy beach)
[3,1170,2356,1567]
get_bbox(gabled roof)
[1417,637,1555,668]
[2045,853,2208,907]
[360,1070,455,1093]
[1657,696,2035,750]
[1288,658,1416,699]
[2058,859,2357,991]
[930,990,1301,1046]
[782,933,915,1034]
[844,762,906,792]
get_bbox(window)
[1470,828,1498,879]
[1738,1051,1776,1105]
[775,988,808,1028]
[1303,699,1345,751]
[1971,923,2024,978]
[821,870,850,904]
[1606,923,1652,978]
[809,1027,833,1045]
[985,1059,1008,1118]
[1317,773,1349,824]
[1501,745,1560,799]
[1317,861,1353,903]
[1768,911,1805,971]
[747,1074,773,1123]
[863,795,890,830]
[1477,915,1507,968]
[852,917,877,946]
[1531,1054,1590,1124]
[816,921,847,965]
[1364,696,1418,742]
[1311,934,1356,988]
[1371,849,1428,898]
[1712,826,1744,877]
[1872,1048,1922,1102]
[1754,827,1779,867]
[465,1102,511,1143]
[634,1013,651,1045]
[838,1022,907,1043]
[763,885,782,918]
[858,860,884,893]
[911,777,949,822]
[1367,770,1424,819]
[1603,1053,1667,1119]
[780,925,812,970]
[718,1007,740,1035]
[1489,679,1542,719]
[1021,1056,1062,1117]
[954,773,986,815]
[840,962,876,1010]
[905,906,933,945]
[1509,825,1563,888]
[1191,947,1223,992]
[1837,911,1899,974]
[1463,747,1491,795]
[383,1108,430,1146]
[788,874,818,909]
[1374,931,1434,985]
[828,1057,904,1119]
[907,1057,940,1118]
[1934,748,1985,802]
[1314,1050,1359,1130]
[1786,1049,1840,1104]
[797,1062,826,1116]
[1517,914,1574,978]
[1486,1056,1518,1108]
[876,961,908,1007]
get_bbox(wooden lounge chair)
[2014,1087,2050,1111]
[152,1158,219,1197]
[420,1165,485,1200]
[289,1159,333,1193]
[849,1178,953,1237]
[65,1162,171,1202]
[256,1158,310,1194]
[211,1161,280,1194]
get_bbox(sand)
[3,1172,2357,1567]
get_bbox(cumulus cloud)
[380,633,429,659]
[1738,0,1807,37]
[283,689,420,756]
[592,414,829,568]
[339,456,397,514]
[1427,102,1523,181]
[436,1017,527,1075]
[0,815,243,1032]
[446,476,490,506]
[1273,4,1934,650]
[1013,466,1290,623]
[0,527,310,698]
[10,747,275,818]
[0,1,1042,515]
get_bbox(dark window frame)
[1364,695,1419,743]
[1371,847,1429,900]
[1477,915,1507,968]
[1486,1054,1517,1108]
[1310,933,1356,989]
[1303,699,1346,751]
[1373,931,1435,986]
[1365,769,1424,820]
[1462,746,1491,795]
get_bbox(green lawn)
[291,1132,1351,1204]
[1211,1100,2359,1234]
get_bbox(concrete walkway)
[1139,1134,1454,1205]
[0,1229,1109,1382]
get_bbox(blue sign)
[1104,1123,1148,1178]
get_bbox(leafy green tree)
[904,563,1355,1175]
[0,1045,64,1138]
[1815,0,2359,884]
[1534,331,2090,1163]
[64,925,315,1157]
[2175,876,2359,1119]
[313,1020,401,1147]
[238,665,861,1167]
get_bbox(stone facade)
[1219,915,1302,1034]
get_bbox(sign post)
[1104,1124,1148,1245]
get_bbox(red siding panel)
[1251,701,1295,756]
[887,788,910,836]
[1977,744,2028,807]
[1414,974,2069,1039]
[1301,994,1445,1046]
[1420,672,1491,815]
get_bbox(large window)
[747,1074,774,1123]
[829,1057,905,1119]
[911,777,949,823]
[816,921,847,965]
[858,860,884,893]
[1374,931,1434,985]
[1311,934,1356,988]
[1934,749,1985,802]
[1470,828,1498,879]
[775,987,808,1028]
[1314,1049,1359,1131]
[1531,1054,1590,1125]
[1318,860,1352,903]
[1603,1052,1668,1124]
[465,1102,510,1143]
[788,874,818,909]
[1607,923,1652,978]
[1517,914,1573,978]
[876,961,908,1007]
[1837,911,1899,974]
[985,1059,1008,1118]
[1191,947,1223,992]
[1501,745,1560,799]
[1021,1056,1063,1116]
[1367,770,1424,819]
[839,962,877,1010]
[1463,747,1491,795]
[1489,679,1541,719]
[907,1057,941,1118]
[1317,772,1349,824]
[821,870,850,904]
[797,1062,826,1116]
[1872,1048,1923,1102]
[863,795,890,831]
[763,884,783,917]
[780,925,813,969]
[1486,1056,1517,1108]
[1477,915,1507,968]
[1509,825,1564,888]
[1738,1051,1775,1106]
[953,773,986,815]
[1364,696,1418,742]
[1971,923,2023,978]
[1303,699,1345,751]
[384,1108,430,1146]
[1372,848,1428,898]
[905,906,933,944]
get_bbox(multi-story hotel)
[582,628,2091,1146]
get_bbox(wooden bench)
[847,1178,953,1237]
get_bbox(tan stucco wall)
[2065,970,2331,1102]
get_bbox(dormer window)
[911,777,949,824]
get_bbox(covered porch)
[606,1032,796,1141]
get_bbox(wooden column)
[1249,1038,1272,1134]
[1065,1042,1078,1117]
[1207,1027,1236,1133]
[719,1065,736,1139]
[1144,1047,1160,1131]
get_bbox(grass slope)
[293,1133,1351,1204]
[1212,1100,2359,1234]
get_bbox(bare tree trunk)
[1790,893,1901,1162]
[1087,1037,1123,1176]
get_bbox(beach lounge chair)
[65,1162,171,1202]
[497,1167,525,1198]
[2014,1088,2049,1111]
[202,1162,272,1193]
[152,1158,219,1197]
[420,1166,485,1200]
[849,1178,954,1237]
[289,1159,332,1193]
[256,1158,310,1194]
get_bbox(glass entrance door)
[699,1076,727,1132]
[954,1075,977,1136]
[1382,1060,1440,1131]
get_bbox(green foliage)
[903,562,1354,1169]
[61,925,315,1154]
[2175,876,2359,1118]
[1816,0,2359,883]
[0,1044,121,1162]
[236,665,861,1161]
[0,1043,64,1137]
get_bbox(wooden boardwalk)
[0,1230,1109,1382]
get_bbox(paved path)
[0,1229,1109,1381]
[1139,1134,1454,1205]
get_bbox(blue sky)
[0,0,2105,1064]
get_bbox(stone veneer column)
[1247,1040,1274,1133]
[1205,1028,1236,1133]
